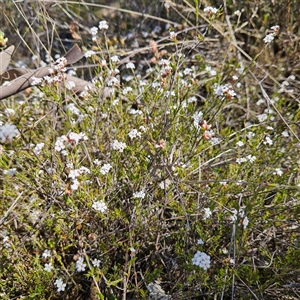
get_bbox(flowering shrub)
[0,1,300,299]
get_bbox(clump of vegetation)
[0,1,299,299]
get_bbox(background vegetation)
[0,0,300,299]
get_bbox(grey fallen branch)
[0,44,92,100]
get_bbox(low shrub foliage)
[0,1,300,299]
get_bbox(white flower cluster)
[128,129,142,140]
[31,57,68,87]
[263,25,279,43]
[55,132,88,153]
[92,200,108,213]
[0,124,19,143]
[100,163,112,175]
[111,139,127,152]
[33,143,45,155]
[205,66,217,76]
[133,191,146,199]
[68,166,90,191]
[99,20,109,30]
[159,59,172,77]
[66,103,80,116]
[192,111,203,129]
[236,154,256,164]
[203,6,218,15]
[214,83,236,98]
[192,251,211,270]
[126,62,135,69]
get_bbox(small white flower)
[70,179,80,191]
[139,125,147,132]
[93,159,101,166]
[236,141,244,147]
[203,208,212,220]
[270,25,280,33]
[246,154,256,163]
[68,169,81,180]
[263,136,273,146]
[205,66,216,76]
[273,168,283,176]
[236,157,247,164]
[256,99,265,106]
[263,33,274,43]
[110,55,119,63]
[42,249,51,258]
[92,200,108,213]
[133,191,145,199]
[107,77,119,86]
[230,209,238,223]
[90,26,98,36]
[257,113,268,123]
[159,59,170,66]
[32,143,44,155]
[76,257,86,272]
[44,263,53,272]
[281,130,289,137]
[3,236,11,248]
[85,50,96,58]
[246,131,255,140]
[66,103,80,115]
[197,239,204,245]
[65,80,76,91]
[3,168,17,176]
[92,258,101,267]
[4,108,15,116]
[192,111,203,129]
[188,96,197,103]
[234,10,241,16]
[170,31,177,40]
[242,216,249,229]
[0,124,19,143]
[54,278,66,292]
[123,86,133,95]
[99,20,109,30]
[54,137,66,152]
